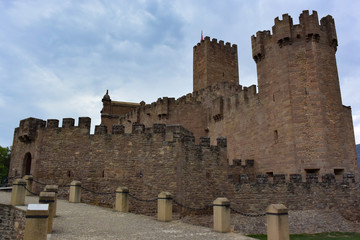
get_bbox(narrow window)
[274,130,278,144]
[23,152,32,176]
[67,170,71,178]
[273,94,275,102]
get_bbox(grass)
[247,232,360,240]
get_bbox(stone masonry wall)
[0,204,26,240]
[8,118,360,222]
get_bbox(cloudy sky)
[0,0,359,147]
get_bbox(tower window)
[305,169,319,174]
[334,169,344,175]
[274,130,278,143]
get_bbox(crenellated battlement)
[15,116,229,151]
[193,36,238,52]
[228,172,357,185]
[251,10,338,62]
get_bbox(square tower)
[193,37,239,92]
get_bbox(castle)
[100,10,358,179]
[8,11,360,224]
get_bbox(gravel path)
[0,191,255,240]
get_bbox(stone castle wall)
[8,117,360,222]
[0,204,26,240]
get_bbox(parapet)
[251,10,338,62]
[231,172,357,184]
[62,118,75,128]
[194,36,237,52]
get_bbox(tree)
[0,146,11,184]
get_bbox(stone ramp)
[0,192,255,240]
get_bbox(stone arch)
[23,152,32,176]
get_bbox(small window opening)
[305,169,319,174]
[102,170,105,178]
[67,170,71,177]
[273,94,275,102]
[266,172,274,177]
[334,169,344,175]
[274,130,278,144]
[222,72,224,77]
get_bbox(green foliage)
[247,232,360,240]
[0,145,11,184]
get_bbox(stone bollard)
[115,187,129,212]
[11,179,27,206]
[39,192,56,233]
[24,204,49,240]
[157,192,172,222]
[23,175,33,196]
[266,204,290,240]
[213,197,231,233]
[44,185,58,217]
[69,181,81,203]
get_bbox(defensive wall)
[8,117,360,222]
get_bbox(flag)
[201,30,203,41]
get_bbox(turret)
[249,10,357,179]
[193,36,239,92]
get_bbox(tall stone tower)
[193,36,239,92]
[251,10,358,177]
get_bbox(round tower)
[251,10,358,178]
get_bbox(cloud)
[0,0,360,149]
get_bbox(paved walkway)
[0,191,255,240]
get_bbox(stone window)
[274,130,278,143]
[334,169,344,182]
[305,169,319,174]
[22,152,32,176]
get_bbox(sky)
[0,0,359,147]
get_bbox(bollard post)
[11,179,27,206]
[157,191,172,222]
[39,192,56,233]
[213,197,231,233]
[24,204,49,240]
[115,187,129,212]
[23,175,33,196]
[69,181,81,203]
[44,185,58,217]
[266,204,290,240]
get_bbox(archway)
[23,152,32,176]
